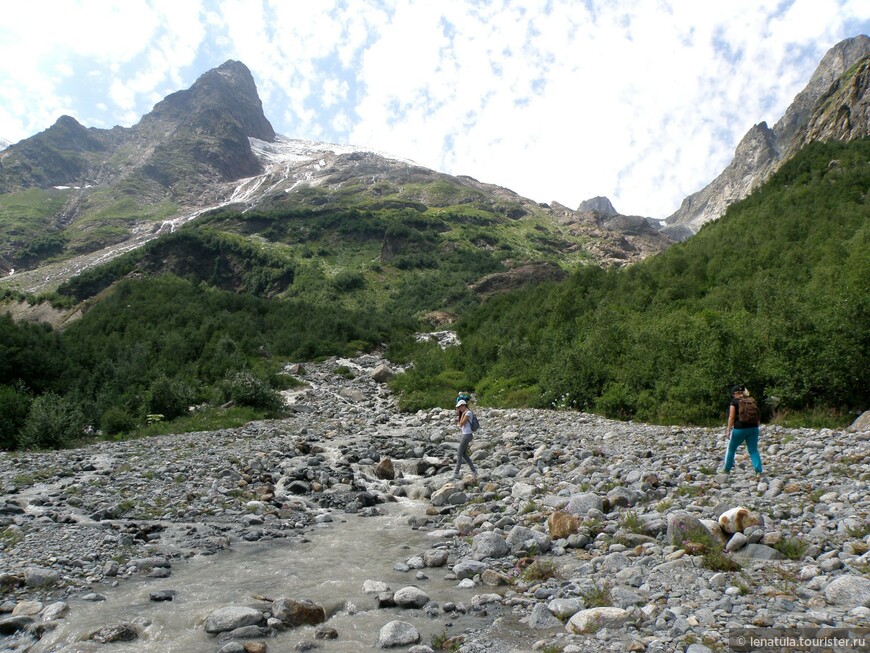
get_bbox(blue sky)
[1,0,868,219]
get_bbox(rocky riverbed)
[1,353,869,652]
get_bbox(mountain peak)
[577,196,618,216]
[141,59,275,142]
[664,34,870,238]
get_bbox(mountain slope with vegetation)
[393,138,870,425]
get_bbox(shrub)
[0,384,32,450]
[146,375,195,420]
[100,407,137,437]
[219,371,284,413]
[19,392,85,449]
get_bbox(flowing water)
[27,501,491,652]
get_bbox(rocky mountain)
[0,138,9,152]
[663,34,870,240]
[0,61,672,298]
[0,60,272,196]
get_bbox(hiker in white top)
[454,400,478,478]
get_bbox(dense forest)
[393,139,870,425]
[1,139,868,449]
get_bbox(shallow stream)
[28,501,490,652]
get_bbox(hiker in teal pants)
[723,385,763,474]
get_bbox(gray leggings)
[455,433,477,475]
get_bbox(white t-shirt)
[460,410,474,436]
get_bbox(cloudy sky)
[1,1,868,219]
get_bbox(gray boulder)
[453,560,488,579]
[378,620,421,648]
[565,493,602,517]
[566,607,628,634]
[205,606,265,634]
[731,543,784,561]
[506,525,551,554]
[371,364,395,383]
[523,602,562,629]
[824,575,870,608]
[393,586,430,609]
[89,622,138,643]
[471,531,510,560]
[23,567,59,589]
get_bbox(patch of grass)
[116,499,135,515]
[129,406,268,438]
[540,645,564,653]
[676,484,705,497]
[430,630,462,651]
[698,465,716,475]
[677,525,741,572]
[521,558,559,583]
[848,541,869,556]
[655,498,673,512]
[520,499,538,515]
[334,365,355,379]
[582,517,604,538]
[773,537,808,561]
[1,527,25,548]
[770,407,853,430]
[807,488,825,503]
[620,510,644,533]
[580,584,612,608]
[12,473,35,487]
[846,523,870,539]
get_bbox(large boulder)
[271,598,326,627]
[847,409,870,432]
[824,575,870,608]
[393,586,430,609]
[523,602,562,629]
[566,607,628,634]
[371,364,396,383]
[547,511,580,539]
[667,512,715,548]
[23,567,59,589]
[731,544,784,561]
[377,620,420,648]
[453,560,488,579]
[89,622,138,643]
[718,507,763,534]
[375,458,395,480]
[506,525,551,554]
[205,606,265,634]
[471,531,510,560]
[564,493,602,517]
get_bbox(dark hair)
[730,385,743,394]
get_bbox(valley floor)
[1,353,868,652]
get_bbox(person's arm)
[726,404,736,437]
[458,411,469,427]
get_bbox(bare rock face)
[471,263,567,297]
[664,35,870,239]
[577,196,618,215]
